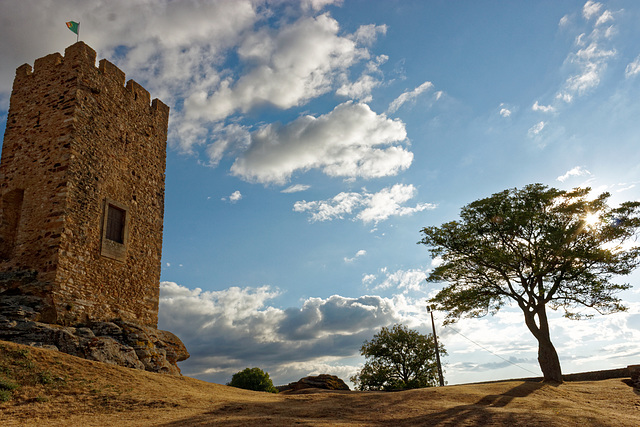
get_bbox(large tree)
[419,184,640,382]
[350,324,445,391]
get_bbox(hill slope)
[1,340,638,426]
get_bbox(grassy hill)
[1,340,638,426]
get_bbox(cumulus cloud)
[532,101,555,113]
[293,183,436,224]
[158,281,425,384]
[230,191,243,203]
[387,81,434,114]
[499,108,512,118]
[556,166,592,182]
[230,102,410,184]
[183,13,370,122]
[204,123,251,166]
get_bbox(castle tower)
[0,42,169,327]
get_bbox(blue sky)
[2,0,640,387]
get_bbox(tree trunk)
[536,335,563,382]
[523,306,563,382]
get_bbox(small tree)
[419,184,640,382]
[350,324,445,391]
[227,367,278,393]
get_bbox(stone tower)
[0,42,169,327]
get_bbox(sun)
[584,212,599,226]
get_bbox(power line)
[443,324,540,376]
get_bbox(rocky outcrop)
[278,374,350,393]
[0,273,189,375]
[0,315,189,375]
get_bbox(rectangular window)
[101,198,128,261]
[105,204,125,243]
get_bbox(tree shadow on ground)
[158,381,563,426]
[398,381,549,426]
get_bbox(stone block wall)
[0,42,169,327]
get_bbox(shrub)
[227,367,278,393]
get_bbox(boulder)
[280,374,350,392]
[0,315,189,375]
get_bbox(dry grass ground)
[1,340,639,426]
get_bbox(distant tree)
[419,184,640,382]
[350,324,445,391]
[227,367,278,393]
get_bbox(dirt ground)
[1,340,639,426]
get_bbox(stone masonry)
[0,42,167,327]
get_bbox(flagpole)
[77,22,80,42]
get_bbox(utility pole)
[428,305,445,386]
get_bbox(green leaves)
[419,184,640,323]
[227,367,278,393]
[350,324,445,391]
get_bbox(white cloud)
[556,166,592,182]
[301,0,343,12]
[344,249,367,263]
[583,1,603,20]
[357,184,435,224]
[387,81,434,114]
[371,268,429,294]
[616,183,636,193]
[559,15,570,27]
[336,74,380,102]
[557,3,617,102]
[294,183,436,224]
[528,121,546,137]
[499,108,512,118]
[281,184,311,193]
[231,102,410,185]
[594,9,613,26]
[350,24,388,47]
[204,123,251,166]
[625,55,640,78]
[222,190,243,203]
[532,101,555,113]
[183,13,370,122]
[362,274,377,286]
[229,190,242,202]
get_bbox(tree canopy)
[227,367,278,393]
[419,184,640,381]
[350,324,445,391]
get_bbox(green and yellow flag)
[66,21,79,34]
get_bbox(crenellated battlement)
[14,42,166,117]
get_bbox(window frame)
[100,198,129,261]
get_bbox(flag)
[66,21,79,35]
